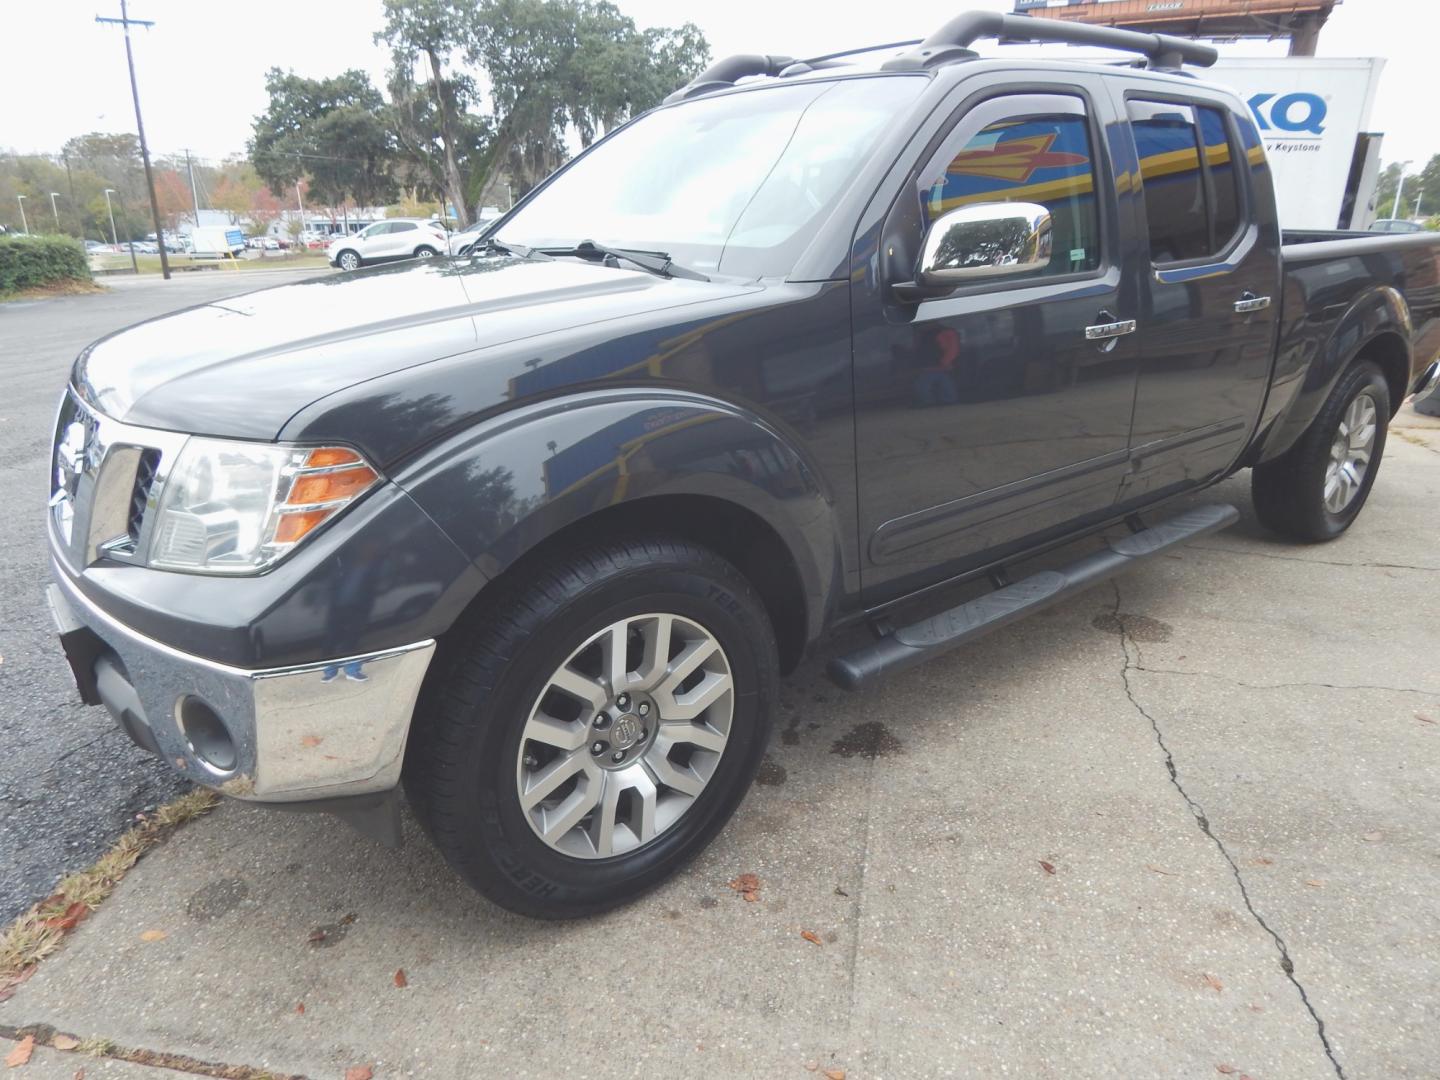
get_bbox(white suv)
[328,219,448,271]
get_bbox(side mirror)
[894,201,1053,302]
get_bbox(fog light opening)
[178,696,237,773]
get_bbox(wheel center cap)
[611,714,643,750]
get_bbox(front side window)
[918,93,1103,280]
[498,76,926,278]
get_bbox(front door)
[853,84,1141,603]
[1114,92,1279,502]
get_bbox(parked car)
[1371,218,1425,234]
[43,12,1440,919]
[447,217,499,256]
[327,218,448,270]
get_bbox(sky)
[5,0,1436,169]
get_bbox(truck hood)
[74,256,753,440]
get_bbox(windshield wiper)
[539,239,710,281]
[472,237,550,261]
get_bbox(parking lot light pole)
[106,188,139,274]
[49,193,62,233]
[16,194,27,234]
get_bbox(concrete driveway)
[1,374,1435,1077]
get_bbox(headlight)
[148,439,378,574]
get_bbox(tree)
[250,69,397,210]
[1374,154,1440,220]
[376,0,475,225]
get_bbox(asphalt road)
[0,269,331,922]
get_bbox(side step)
[827,503,1239,691]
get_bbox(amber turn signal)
[286,465,378,506]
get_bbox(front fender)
[393,389,837,647]
[1253,283,1410,464]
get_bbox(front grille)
[128,449,162,542]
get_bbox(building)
[1013,0,1341,55]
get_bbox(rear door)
[1112,86,1280,502]
[852,74,1143,603]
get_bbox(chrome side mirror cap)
[894,201,1053,302]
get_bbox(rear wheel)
[1251,360,1390,541]
[404,537,777,918]
[414,245,438,259]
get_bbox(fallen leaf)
[44,902,88,931]
[1362,831,1384,842]
[51,1035,80,1051]
[804,1062,819,1072]
[295,1003,305,1015]
[727,872,761,902]
[1417,713,1436,725]
[824,1069,846,1080]
[139,929,166,943]
[5,1036,35,1067]
[340,912,358,925]
[834,886,849,898]
[1217,1066,1237,1075]
[344,1067,374,1080]
[1146,864,1176,876]
[1201,973,1224,993]
[1251,857,1273,866]
[742,891,759,903]
[1305,879,1323,888]
[1247,1003,1264,1013]
[801,930,822,946]
[300,735,323,748]
[308,929,327,944]
[1039,860,1056,875]
[73,1070,84,1080]
[393,968,408,988]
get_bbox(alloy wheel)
[1324,391,1377,513]
[515,613,733,859]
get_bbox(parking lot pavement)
[2,409,1434,1079]
[0,268,330,924]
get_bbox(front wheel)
[404,537,778,918]
[336,250,360,271]
[1251,359,1390,542]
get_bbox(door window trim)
[1122,90,1253,271]
[885,82,1118,303]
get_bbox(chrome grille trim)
[49,390,189,570]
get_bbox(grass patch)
[0,278,107,303]
[0,788,218,1000]
[0,1028,297,1080]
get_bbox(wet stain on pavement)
[830,722,903,759]
[185,877,249,923]
[1091,611,1173,642]
[698,896,719,910]
[756,755,787,786]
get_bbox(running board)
[827,503,1239,691]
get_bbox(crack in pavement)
[1184,544,1439,573]
[1133,665,1439,698]
[1109,581,1346,1079]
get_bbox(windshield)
[497,76,924,278]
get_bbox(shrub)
[0,234,91,294]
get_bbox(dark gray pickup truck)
[46,12,1440,916]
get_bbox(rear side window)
[1128,99,1246,264]
[919,93,1102,279]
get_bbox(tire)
[336,250,361,271]
[1251,359,1390,542]
[404,537,778,918]
[414,245,438,259]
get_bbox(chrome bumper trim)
[48,568,435,802]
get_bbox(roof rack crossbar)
[881,10,1218,72]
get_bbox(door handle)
[1234,292,1272,313]
[1084,316,1137,342]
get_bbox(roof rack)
[881,10,1217,71]
[661,11,1216,105]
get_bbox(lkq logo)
[1247,92,1328,153]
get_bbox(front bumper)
[47,569,434,803]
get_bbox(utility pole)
[50,193,62,232]
[97,0,169,278]
[295,180,305,236]
[16,195,28,234]
[184,148,201,230]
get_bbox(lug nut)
[522,753,538,768]
[594,713,610,730]
[616,693,630,709]
[611,750,625,763]
[591,741,607,755]
[638,702,649,716]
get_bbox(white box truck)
[188,226,247,260]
